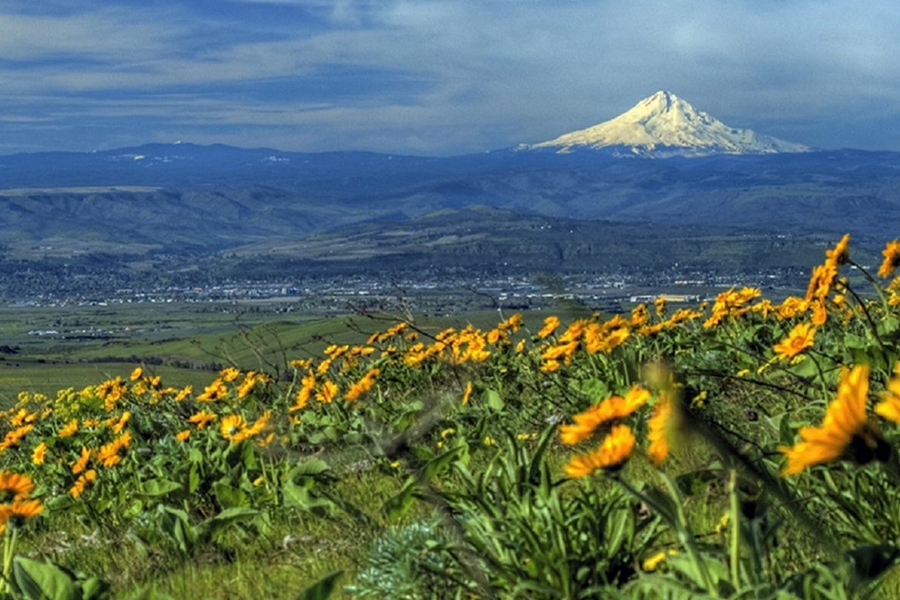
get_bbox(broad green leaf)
[13,557,78,600]
[79,577,111,600]
[213,481,248,509]
[484,389,505,411]
[295,570,342,600]
[137,479,181,498]
[382,477,417,520]
[205,507,259,538]
[421,446,462,480]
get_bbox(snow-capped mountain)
[524,91,809,156]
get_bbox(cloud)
[0,0,899,153]
[0,9,186,61]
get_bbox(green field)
[0,301,582,402]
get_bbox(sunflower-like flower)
[537,316,560,339]
[231,411,271,444]
[59,418,78,438]
[31,442,46,465]
[345,368,380,402]
[805,262,839,303]
[0,499,43,528]
[875,364,900,423]
[188,410,216,429]
[647,393,676,466]
[197,378,228,402]
[826,234,850,268]
[878,240,900,279]
[811,300,828,326]
[564,424,635,478]
[461,381,473,405]
[0,472,35,503]
[315,380,339,404]
[779,365,887,475]
[97,431,131,468]
[630,304,649,328]
[773,323,816,360]
[560,386,650,445]
[220,367,241,383]
[72,447,91,475]
[70,469,97,499]
[237,371,269,399]
[220,414,247,441]
[111,411,131,435]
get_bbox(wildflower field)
[4,235,900,599]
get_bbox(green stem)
[806,352,831,399]
[729,470,740,587]
[1,527,18,594]
[659,471,719,598]
[618,475,718,598]
[841,282,890,370]
[847,259,890,314]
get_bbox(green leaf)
[421,446,463,481]
[137,479,182,498]
[295,571,343,600]
[484,389,505,411]
[79,577,111,600]
[157,506,195,554]
[604,505,634,558]
[205,507,259,539]
[13,557,78,600]
[213,481,248,509]
[789,356,819,378]
[878,316,900,337]
[323,426,339,441]
[281,462,337,513]
[188,462,200,495]
[571,378,609,400]
[778,413,794,446]
[291,459,332,480]
[382,477,417,520]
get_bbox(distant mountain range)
[523,91,810,156]
[0,92,898,264]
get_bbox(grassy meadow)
[3,235,900,599]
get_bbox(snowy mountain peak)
[526,91,809,156]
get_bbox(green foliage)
[11,558,110,600]
[295,571,343,600]
[436,428,658,599]
[350,519,459,600]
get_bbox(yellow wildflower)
[461,382,473,405]
[879,240,900,278]
[537,316,560,339]
[564,425,635,478]
[31,443,46,465]
[59,418,78,438]
[773,323,816,360]
[559,386,650,445]
[220,367,240,382]
[779,365,883,475]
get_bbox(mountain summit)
[525,91,809,156]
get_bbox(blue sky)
[1,0,899,155]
